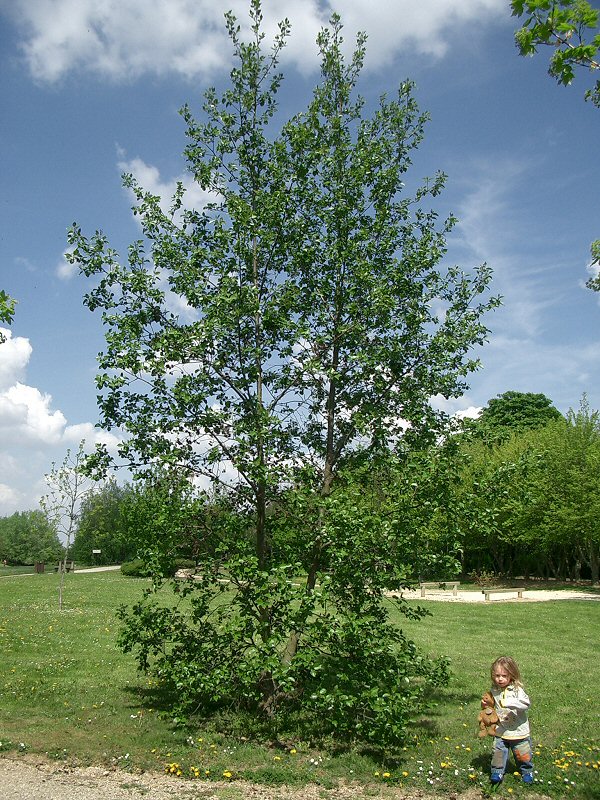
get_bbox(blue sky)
[1,0,599,516]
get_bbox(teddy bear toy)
[478,691,499,737]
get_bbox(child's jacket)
[491,684,531,740]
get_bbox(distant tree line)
[3,391,596,586]
[0,510,62,565]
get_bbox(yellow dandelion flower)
[382,772,390,778]
[223,770,232,779]
[402,771,409,777]
[290,748,297,755]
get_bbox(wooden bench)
[54,561,75,573]
[420,581,460,597]
[482,588,523,602]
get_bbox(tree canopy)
[69,1,498,743]
[460,396,599,583]
[476,390,563,438]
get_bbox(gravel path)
[0,755,551,800]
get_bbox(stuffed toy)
[478,691,499,737]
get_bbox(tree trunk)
[589,544,599,586]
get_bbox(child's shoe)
[490,772,503,785]
[522,772,534,784]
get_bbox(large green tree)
[460,396,600,583]
[536,397,600,583]
[475,390,563,440]
[69,2,498,743]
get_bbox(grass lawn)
[0,565,36,577]
[0,570,598,798]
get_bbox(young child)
[486,656,534,785]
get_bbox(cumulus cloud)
[0,482,21,508]
[0,329,32,390]
[117,152,213,218]
[63,422,121,453]
[5,0,506,84]
[0,383,67,446]
[0,329,123,515]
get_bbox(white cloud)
[6,0,506,84]
[117,153,213,218]
[63,422,121,453]
[0,329,123,516]
[0,482,21,508]
[453,156,558,340]
[56,249,78,281]
[0,329,32,390]
[0,383,67,446]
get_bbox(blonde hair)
[491,656,523,688]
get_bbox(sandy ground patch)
[392,588,600,603]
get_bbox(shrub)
[120,559,149,577]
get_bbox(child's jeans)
[491,736,534,782]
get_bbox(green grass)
[0,565,36,577]
[0,571,598,799]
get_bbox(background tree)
[0,510,62,565]
[459,395,600,583]
[70,3,497,743]
[535,397,600,583]
[41,441,96,609]
[511,0,600,288]
[458,431,548,576]
[475,390,563,441]
[71,480,136,565]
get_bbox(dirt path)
[0,755,552,800]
